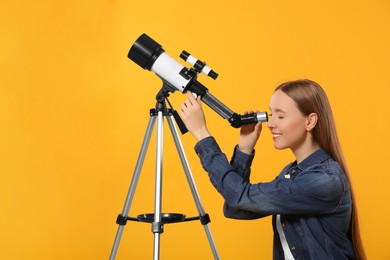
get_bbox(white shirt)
[275,173,295,260]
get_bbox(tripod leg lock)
[200,214,211,225]
[152,222,164,234]
[116,214,128,225]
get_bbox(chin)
[274,144,288,150]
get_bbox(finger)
[177,108,183,117]
[183,98,193,108]
[242,110,254,115]
[255,122,263,131]
[187,91,197,103]
[196,95,202,103]
[180,102,189,114]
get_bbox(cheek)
[283,120,307,140]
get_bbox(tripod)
[110,88,220,260]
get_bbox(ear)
[306,113,318,131]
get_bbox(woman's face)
[267,90,309,151]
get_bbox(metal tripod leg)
[110,103,219,259]
[110,115,157,260]
[152,109,164,260]
[166,115,220,260]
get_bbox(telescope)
[128,33,268,128]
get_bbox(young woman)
[178,79,365,259]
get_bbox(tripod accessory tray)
[137,213,186,224]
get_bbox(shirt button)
[282,223,286,228]
[291,246,296,251]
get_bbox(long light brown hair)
[275,79,366,260]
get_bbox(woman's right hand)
[178,92,211,141]
[238,110,263,154]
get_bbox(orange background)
[1,1,389,259]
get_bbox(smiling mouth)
[272,133,282,138]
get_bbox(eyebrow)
[269,108,286,113]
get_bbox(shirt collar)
[296,148,332,171]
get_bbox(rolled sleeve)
[230,145,255,180]
[194,136,221,159]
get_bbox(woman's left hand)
[238,110,263,154]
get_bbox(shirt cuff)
[231,145,255,170]
[194,136,221,159]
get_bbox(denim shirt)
[194,136,356,260]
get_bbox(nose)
[267,116,275,129]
